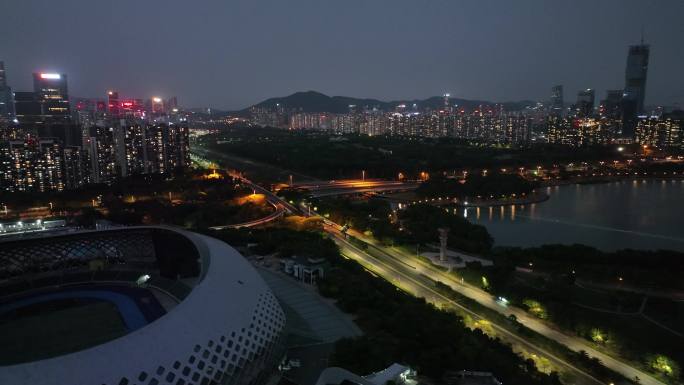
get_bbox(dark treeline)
[490,244,684,290]
[311,198,493,254]
[474,244,684,381]
[416,172,538,199]
[2,170,272,229]
[203,128,618,180]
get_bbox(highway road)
[338,228,663,385]
[328,228,606,385]
[192,149,662,385]
[253,180,654,384]
[209,201,285,230]
[290,179,419,198]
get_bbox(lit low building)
[281,255,328,285]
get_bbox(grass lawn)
[0,300,127,365]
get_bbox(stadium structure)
[0,226,286,385]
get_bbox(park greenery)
[0,170,274,229]
[489,244,684,291]
[286,191,684,383]
[206,227,338,261]
[99,172,273,228]
[416,172,538,200]
[395,204,493,253]
[456,257,684,383]
[308,196,493,253]
[200,127,620,180]
[320,256,565,385]
[207,227,564,385]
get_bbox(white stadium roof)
[0,227,286,385]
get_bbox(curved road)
[194,148,663,385]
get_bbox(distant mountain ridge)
[245,90,535,114]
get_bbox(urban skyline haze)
[2,0,683,110]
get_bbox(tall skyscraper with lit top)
[32,72,71,122]
[623,43,650,116]
[622,42,650,137]
[550,85,564,116]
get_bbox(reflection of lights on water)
[476,207,480,220]
[463,208,468,218]
[511,205,516,221]
[489,206,493,220]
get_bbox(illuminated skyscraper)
[151,97,164,114]
[107,90,120,118]
[11,72,79,146]
[623,43,650,116]
[550,85,564,116]
[600,90,623,120]
[0,61,6,86]
[575,89,595,117]
[622,42,650,137]
[32,72,70,122]
[0,61,14,120]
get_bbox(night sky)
[2,0,683,110]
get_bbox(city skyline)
[1,0,683,109]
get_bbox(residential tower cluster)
[248,42,682,149]
[0,64,191,193]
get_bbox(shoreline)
[541,174,684,187]
[454,192,550,208]
[457,175,684,208]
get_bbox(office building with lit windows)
[0,61,14,120]
[1,67,191,191]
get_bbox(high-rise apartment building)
[635,114,682,148]
[600,90,623,120]
[550,85,564,116]
[32,72,71,122]
[108,91,120,118]
[0,61,15,120]
[575,89,595,117]
[0,138,65,192]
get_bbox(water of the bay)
[457,179,684,251]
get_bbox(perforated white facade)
[0,228,286,385]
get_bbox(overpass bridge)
[289,179,419,198]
